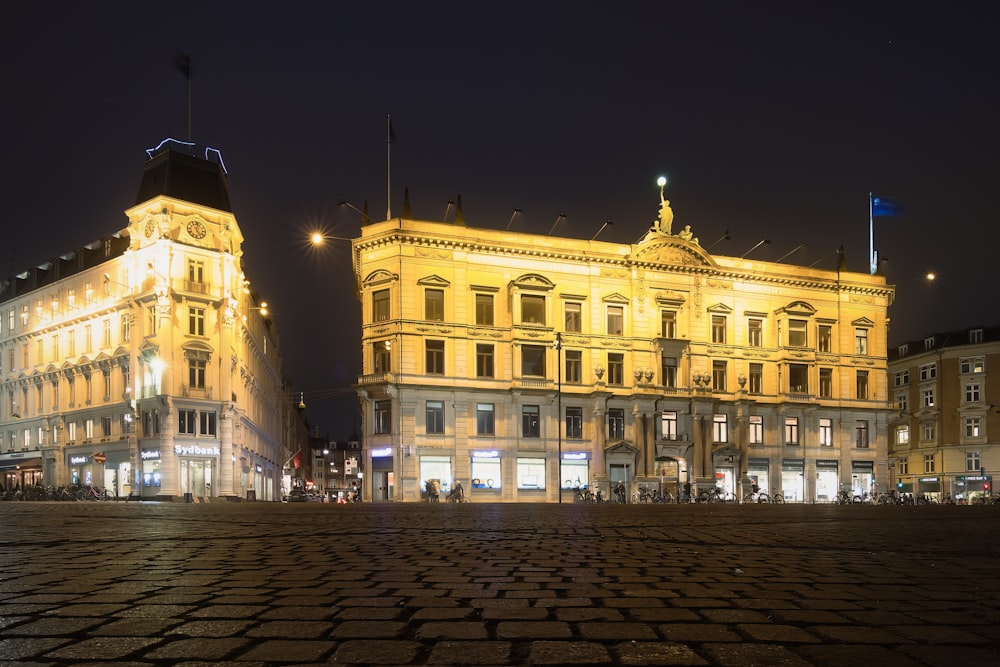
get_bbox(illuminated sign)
[174,445,220,457]
[141,450,161,460]
[69,456,89,465]
[472,450,499,458]
[561,452,588,460]
[370,447,393,458]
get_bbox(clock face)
[144,220,155,238]
[187,221,207,239]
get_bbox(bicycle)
[743,490,771,504]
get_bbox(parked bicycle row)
[2,484,111,501]
[572,484,1000,505]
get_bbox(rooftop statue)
[641,177,699,245]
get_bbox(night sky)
[2,3,997,440]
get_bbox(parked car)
[287,489,317,503]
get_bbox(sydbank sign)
[174,445,221,457]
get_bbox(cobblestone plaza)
[1,502,998,665]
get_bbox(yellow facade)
[0,147,288,500]
[354,202,895,503]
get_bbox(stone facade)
[0,145,290,500]
[888,326,1000,501]
[353,206,895,503]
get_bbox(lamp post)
[554,332,563,503]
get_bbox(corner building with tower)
[0,143,288,500]
[354,195,895,502]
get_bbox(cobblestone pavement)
[1,502,999,666]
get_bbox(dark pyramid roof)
[135,147,232,212]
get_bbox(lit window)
[749,415,763,444]
[661,310,676,338]
[820,418,833,446]
[713,413,728,443]
[661,411,678,440]
[784,417,799,445]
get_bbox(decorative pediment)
[655,290,687,306]
[182,341,214,361]
[852,317,875,328]
[707,303,732,314]
[776,301,816,316]
[363,269,398,288]
[416,274,451,288]
[602,293,629,304]
[511,273,555,291]
[605,440,639,455]
[630,238,712,268]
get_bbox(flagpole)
[386,113,392,220]
[869,192,875,275]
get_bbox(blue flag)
[871,195,902,217]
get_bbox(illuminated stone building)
[353,189,895,502]
[0,142,289,500]
[887,326,999,501]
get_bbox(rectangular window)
[103,319,112,347]
[188,259,205,286]
[789,364,808,393]
[608,353,624,385]
[784,417,799,445]
[565,350,581,383]
[522,405,540,437]
[425,340,445,375]
[662,356,677,388]
[608,408,625,440]
[966,450,981,471]
[964,417,981,438]
[200,411,217,436]
[476,344,494,378]
[374,400,391,434]
[749,363,763,394]
[121,314,131,343]
[85,418,94,440]
[84,324,93,352]
[373,289,390,322]
[919,363,936,381]
[711,315,726,344]
[960,356,985,374]
[475,293,494,325]
[923,454,935,473]
[425,289,444,321]
[898,459,908,476]
[788,319,807,347]
[476,403,495,436]
[820,418,833,446]
[819,367,833,398]
[856,420,869,448]
[896,424,909,445]
[189,306,205,336]
[564,302,582,332]
[178,409,197,435]
[818,324,832,352]
[607,305,624,335]
[516,457,546,489]
[521,345,546,377]
[965,383,981,403]
[147,306,158,336]
[749,415,763,444]
[661,310,676,338]
[426,401,445,434]
[894,370,909,386]
[373,341,391,374]
[856,371,869,400]
[896,392,908,412]
[188,359,206,389]
[565,406,583,438]
[661,411,678,440]
[922,388,935,408]
[855,328,869,355]
[747,318,763,347]
[712,360,727,391]
[521,294,545,325]
[921,420,936,441]
[713,413,728,443]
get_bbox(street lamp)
[554,332,563,503]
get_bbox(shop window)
[516,457,546,489]
[471,454,500,488]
